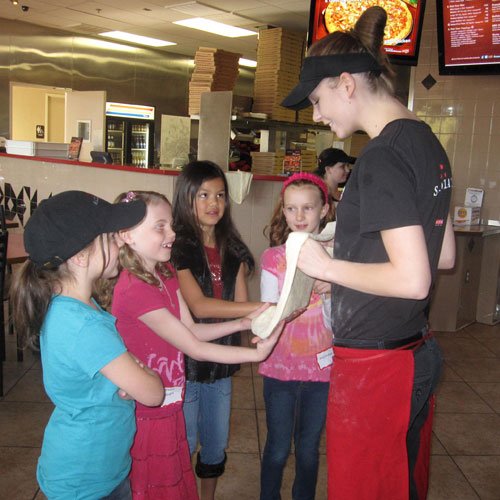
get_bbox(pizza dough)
[252,221,336,339]
[324,0,413,46]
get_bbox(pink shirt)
[258,245,332,382]
[112,269,185,417]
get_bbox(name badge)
[162,386,183,407]
[317,347,334,369]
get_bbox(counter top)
[0,152,285,181]
[453,224,500,237]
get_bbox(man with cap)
[315,147,356,204]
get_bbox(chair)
[0,228,8,397]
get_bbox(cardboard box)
[454,206,481,225]
[6,140,69,159]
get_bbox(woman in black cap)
[315,147,355,204]
[11,191,164,499]
[282,6,455,500]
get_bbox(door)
[46,94,65,142]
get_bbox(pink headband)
[282,172,329,203]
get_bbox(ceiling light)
[239,58,257,68]
[99,31,176,47]
[173,18,257,38]
[11,0,19,5]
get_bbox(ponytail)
[308,6,396,95]
[11,261,72,350]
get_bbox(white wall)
[65,91,106,162]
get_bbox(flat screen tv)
[436,0,500,75]
[307,0,427,66]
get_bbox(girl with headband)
[282,6,455,500]
[259,172,335,500]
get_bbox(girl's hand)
[117,389,134,400]
[240,302,270,329]
[116,354,159,401]
[129,353,158,377]
[297,239,332,280]
[251,320,285,360]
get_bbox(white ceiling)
[1,0,311,59]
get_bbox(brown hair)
[12,235,109,350]
[308,6,396,96]
[265,179,335,247]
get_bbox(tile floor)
[1,322,499,499]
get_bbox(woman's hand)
[297,239,332,281]
[313,280,331,295]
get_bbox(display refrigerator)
[105,102,155,168]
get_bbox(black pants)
[407,337,443,500]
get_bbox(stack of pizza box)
[189,47,241,116]
[250,151,285,175]
[298,149,317,172]
[252,28,306,122]
[297,106,316,125]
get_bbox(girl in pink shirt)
[259,173,334,500]
[110,190,283,500]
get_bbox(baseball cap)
[316,148,356,177]
[281,53,382,111]
[24,190,146,268]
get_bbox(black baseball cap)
[316,148,356,177]
[25,190,146,268]
[281,53,382,111]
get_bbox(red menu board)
[438,0,500,73]
[308,0,426,65]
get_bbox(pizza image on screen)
[324,0,413,46]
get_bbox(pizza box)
[6,140,69,159]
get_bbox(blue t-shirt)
[37,296,135,499]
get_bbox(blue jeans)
[260,377,329,500]
[183,377,231,466]
[407,336,443,500]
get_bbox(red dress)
[112,268,198,500]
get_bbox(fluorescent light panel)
[173,18,257,38]
[99,31,176,47]
[239,58,257,67]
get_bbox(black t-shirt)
[332,119,452,340]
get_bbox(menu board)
[67,137,83,160]
[437,0,500,74]
[308,0,426,65]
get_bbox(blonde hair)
[98,191,173,309]
[265,179,335,247]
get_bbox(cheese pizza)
[324,0,413,46]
